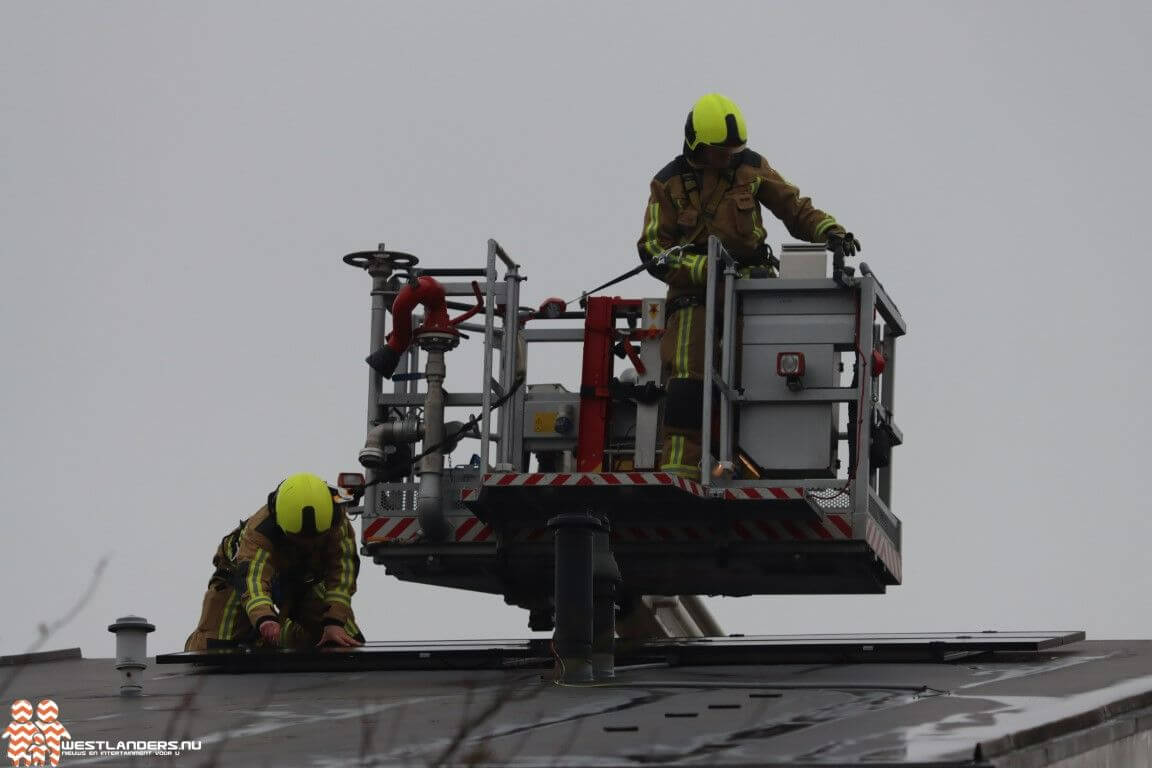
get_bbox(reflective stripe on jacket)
[226,506,360,627]
[637,149,842,296]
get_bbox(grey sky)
[1,1,1150,657]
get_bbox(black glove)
[826,231,862,260]
[643,255,669,280]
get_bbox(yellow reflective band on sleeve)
[245,549,271,610]
[695,254,708,285]
[326,591,352,607]
[245,597,274,614]
[337,526,356,596]
[814,216,838,240]
[644,203,663,260]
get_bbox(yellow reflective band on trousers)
[664,435,687,471]
[663,307,696,470]
[217,588,240,640]
[674,306,694,379]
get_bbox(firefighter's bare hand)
[258,619,281,646]
[317,625,362,648]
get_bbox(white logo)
[4,699,202,764]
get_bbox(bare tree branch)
[0,556,110,701]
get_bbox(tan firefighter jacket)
[210,505,360,629]
[637,149,844,298]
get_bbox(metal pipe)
[592,517,621,680]
[851,276,876,534]
[679,595,724,637]
[549,512,599,683]
[480,241,498,469]
[718,255,737,475]
[646,597,705,638]
[701,237,719,487]
[359,418,422,469]
[497,263,521,467]
[492,239,518,270]
[365,254,393,523]
[509,329,527,466]
[879,328,897,509]
[417,350,450,541]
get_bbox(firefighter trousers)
[184,581,364,651]
[659,303,713,478]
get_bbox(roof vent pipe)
[107,615,155,696]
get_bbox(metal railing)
[698,236,906,541]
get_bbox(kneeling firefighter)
[185,472,365,650]
[637,93,861,479]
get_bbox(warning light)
[777,352,805,392]
[538,298,566,318]
[337,472,366,492]
[776,352,806,377]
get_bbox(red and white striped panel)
[865,518,902,583]
[722,487,806,501]
[362,515,494,544]
[451,516,495,543]
[483,471,703,496]
[362,516,421,544]
[481,472,806,502]
[725,514,853,542]
[510,514,852,543]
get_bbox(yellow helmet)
[684,93,747,151]
[269,472,335,536]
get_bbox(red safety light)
[776,352,806,377]
[871,348,887,376]
[538,297,566,318]
[337,472,366,492]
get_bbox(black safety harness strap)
[680,166,736,247]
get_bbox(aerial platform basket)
[347,236,906,649]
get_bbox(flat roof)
[5,639,1152,766]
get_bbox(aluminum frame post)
[480,240,499,469]
[497,256,522,468]
[701,237,720,487]
[364,250,393,524]
[879,327,897,510]
[851,276,876,533]
[718,253,738,475]
[549,512,600,683]
[509,330,527,467]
